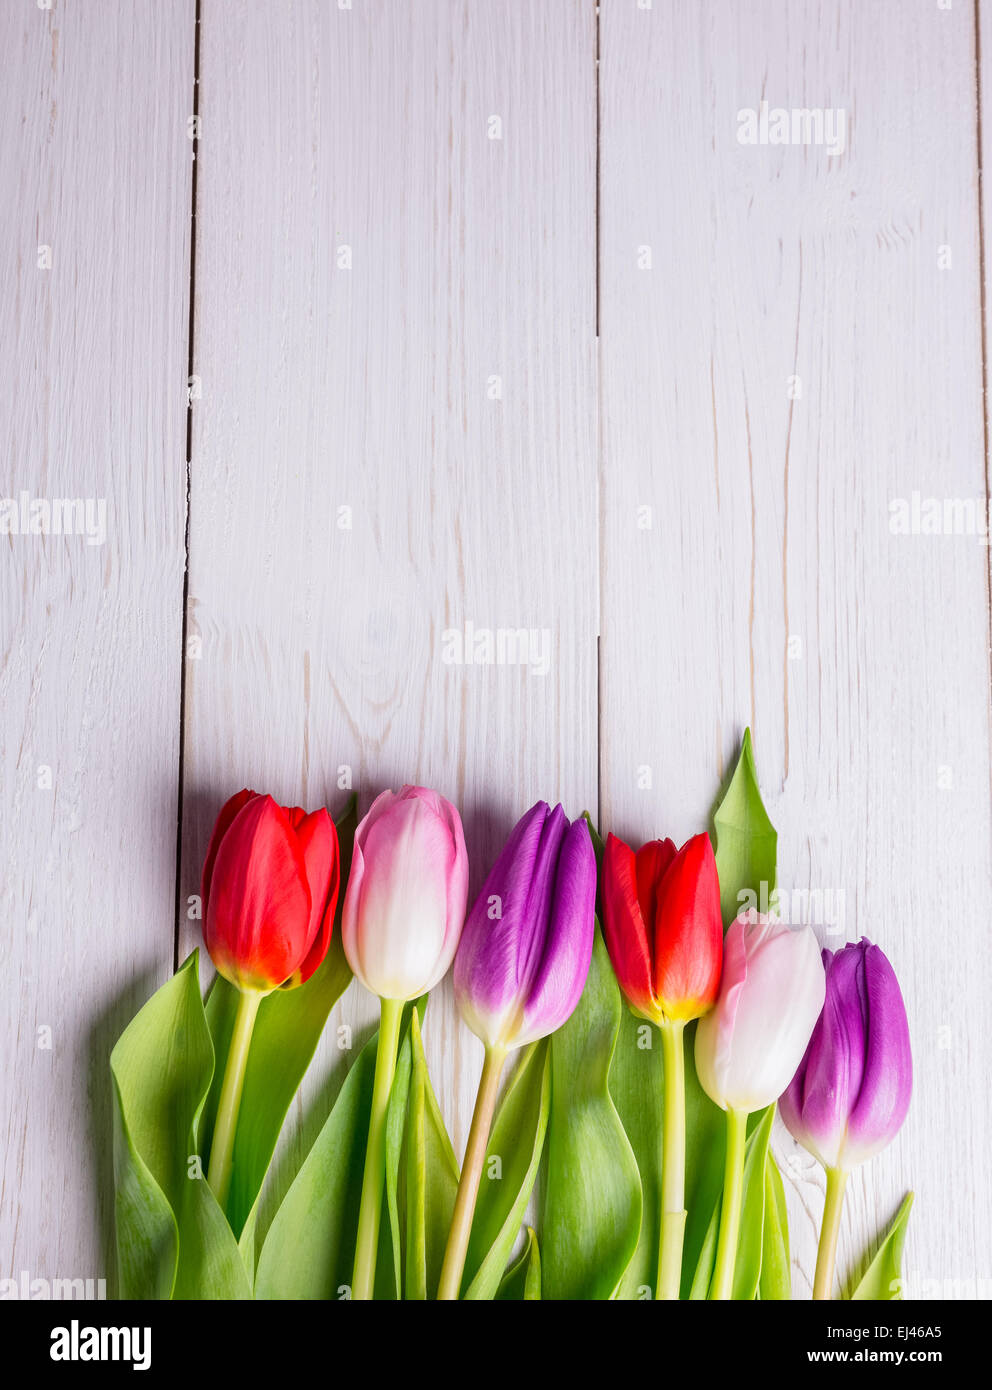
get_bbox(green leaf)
[542,926,641,1299]
[462,1039,551,1300]
[254,999,424,1300]
[680,1026,730,1295]
[253,1027,377,1300]
[379,993,432,1300]
[688,1104,776,1300]
[109,952,251,1299]
[584,812,660,1300]
[397,1009,460,1299]
[712,728,777,926]
[496,1227,542,1300]
[687,1190,720,1300]
[170,1164,254,1300]
[609,1008,665,1298]
[732,1105,776,1299]
[201,796,356,1254]
[849,1192,913,1301]
[110,1074,178,1300]
[759,1149,791,1299]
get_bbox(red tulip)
[202,789,340,993]
[602,831,722,1024]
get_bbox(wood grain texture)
[599,0,992,1296]
[0,1,193,1290]
[3,0,990,1302]
[179,0,597,1238]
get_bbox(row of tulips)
[193,762,911,1300]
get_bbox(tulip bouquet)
[110,731,913,1300]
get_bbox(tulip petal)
[516,804,569,988]
[292,808,339,942]
[204,795,312,991]
[634,838,677,943]
[725,919,825,1112]
[695,915,749,1110]
[601,833,657,1020]
[356,786,402,836]
[453,803,552,1044]
[285,809,340,987]
[651,833,723,1020]
[781,946,864,1168]
[844,941,912,1166]
[429,787,470,969]
[201,788,257,904]
[518,818,597,1046]
[404,784,468,986]
[340,828,367,979]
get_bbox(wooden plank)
[599,0,992,1296]
[0,1,194,1289]
[180,0,598,1221]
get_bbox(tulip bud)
[342,785,468,1001]
[780,938,912,1171]
[602,831,723,1025]
[695,910,825,1113]
[202,789,340,993]
[453,802,597,1050]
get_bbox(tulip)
[201,790,340,1209]
[202,789,339,993]
[602,831,723,1025]
[438,802,596,1300]
[452,801,596,1049]
[601,830,723,1299]
[694,910,825,1299]
[779,939,912,1299]
[345,785,468,1300]
[695,910,826,1113]
[342,785,468,1001]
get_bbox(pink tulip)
[342,785,469,1001]
[695,910,826,1113]
[344,784,469,1300]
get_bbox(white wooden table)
[2,0,990,1300]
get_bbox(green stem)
[813,1167,848,1300]
[436,1044,507,1300]
[657,1020,687,1300]
[710,1106,748,1300]
[351,996,404,1301]
[206,987,264,1211]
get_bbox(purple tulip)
[453,801,597,1051]
[780,938,912,1172]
